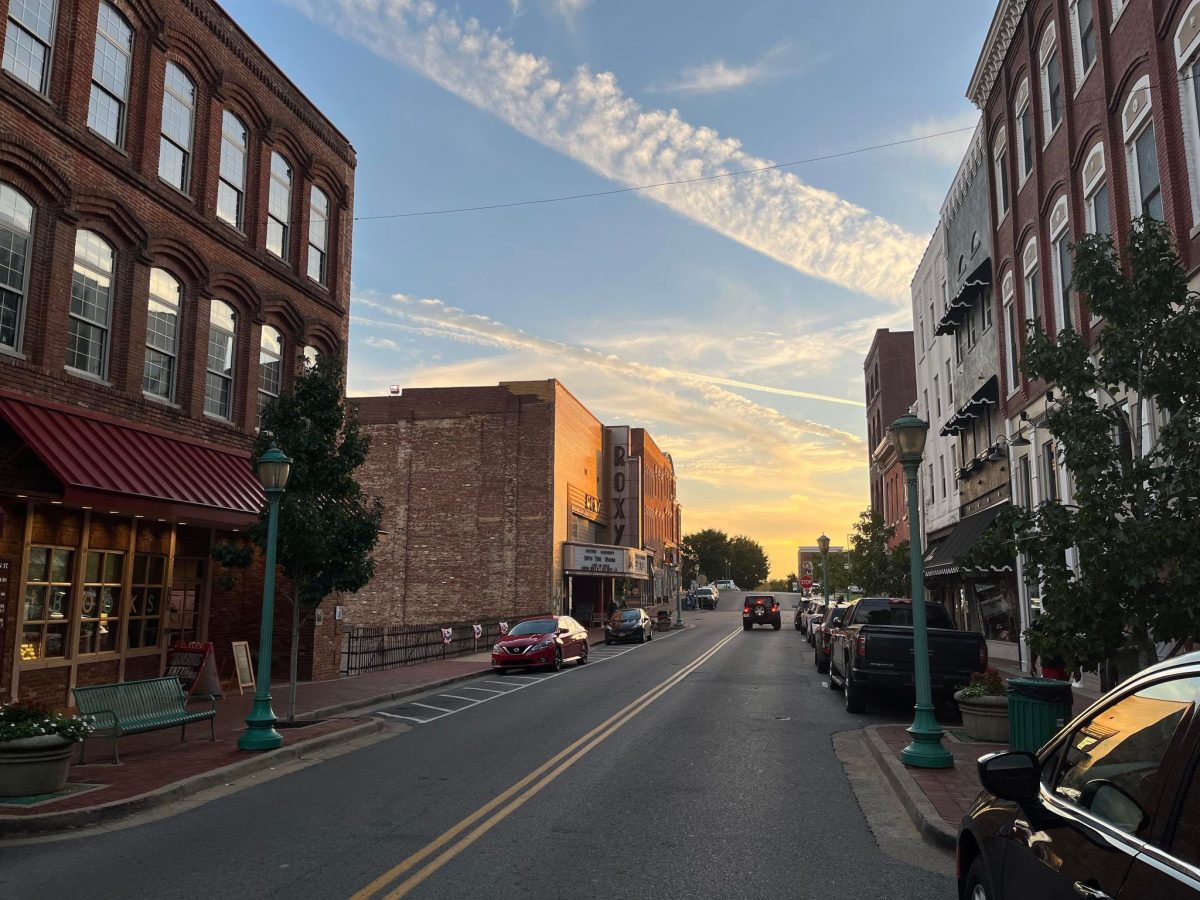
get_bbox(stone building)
[348,380,680,631]
[863,329,916,549]
[0,0,354,703]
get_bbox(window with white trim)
[3,0,57,94]
[945,359,953,408]
[159,62,195,192]
[1123,77,1163,221]
[266,152,291,260]
[303,344,319,369]
[1081,143,1110,239]
[1023,236,1042,330]
[257,324,282,428]
[205,300,236,419]
[1050,196,1073,331]
[217,111,247,229]
[982,288,993,332]
[1003,271,1019,393]
[143,268,180,400]
[1071,0,1097,85]
[934,374,941,418]
[66,230,114,378]
[307,186,328,284]
[1040,24,1063,140]
[0,183,34,352]
[1016,79,1034,183]
[87,3,131,146]
[1112,0,1128,22]
[1174,5,1200,230]
[994,126,1009,218]
[939,455,947,500]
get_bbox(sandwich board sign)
[165,641,223,698]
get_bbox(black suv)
[742,594,781,630]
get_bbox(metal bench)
[73,676,217,764]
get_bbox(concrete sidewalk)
[0,625,613,835]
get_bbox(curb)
[863,725,958,853]
[0,719,385,837]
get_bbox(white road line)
[377,711,432,724]
[411,702,455,713]
[439,695,480,703]
[459,686,507,695]
[483,681,525,688]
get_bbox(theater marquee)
[563,543,650,578]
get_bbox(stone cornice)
[940,121,985,221]
[967,0,1029,109]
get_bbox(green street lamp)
[674,554,684,627]
[238,444,292,752]
[888,413,953,769]
[817,533,831,604]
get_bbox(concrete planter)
[954,691,1010,744]
[0,735,75,797]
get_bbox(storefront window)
[166,557,204,645]
[127,553,166,650]
[22,547,73,660]
[79,550,122,654]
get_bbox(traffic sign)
[800,575,813,590]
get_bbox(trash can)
[1007,677,1074,752]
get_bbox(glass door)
[166,557,204,646]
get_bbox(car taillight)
[979,643,988,671]
[743,606,750,614]
[855,635,867,658]
[771,604,779,611]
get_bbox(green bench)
[73,676,217,764]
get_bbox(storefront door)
[166,558,205,645]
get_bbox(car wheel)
[826,664,839,687]
[815,652,829,674]
[577,644,588,666]
[553,647,563,671]
[844,664,866,714]
[605,639,612,646]
[647,628,653,641]
[795,623,801,631]
[496,668,508,676]
[963,857,991,900]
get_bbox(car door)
[563,616,584,658]
[998,674,1200,900]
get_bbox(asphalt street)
[0,595,956,899]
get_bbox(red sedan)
[491,616,589,674]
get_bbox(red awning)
[0,395,263,527]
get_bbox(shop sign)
[0,559,8,631]
[563,543,650,577]
[606,426,642,548]
[165,641,223,698]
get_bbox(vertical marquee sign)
[605,426,642,549]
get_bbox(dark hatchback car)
[958,651,1200,900]
[605,608,654,645]
[742,594,781,630]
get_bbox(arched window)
[205,300,236,419]
[993,126,1009,219]
[1014,78,1033,184]
[0,183,34,352]
[1022,236,1041,329]
[1176,5,1200,229]
[217,111,247,229]
[1040,23,1063,141]
[266,152,291,260]
[1002,270,1019,394]
[257,325,282,428]
[66,230,114,378]
[143,268,180,401]
[1123,76,1162,221]
[1070,1,1097,86]
[1049,196,1073,331]
[3,0,58,94]
[159,62,195,192]
[307,186,329,284]
[303,344,320,368]
[87,3,132,146]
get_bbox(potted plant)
[954,668,1009,743]
[0,701,93,797]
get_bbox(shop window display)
[79,550,123,654]
[21,547,73,660]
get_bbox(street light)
[817,533,830,604]
[888,413,953,769]
[238,444,292,752]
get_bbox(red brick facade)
[0,0,353,703]
[864,328,917,549]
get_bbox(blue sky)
[224,0,995,574]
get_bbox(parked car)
[742,594,781,630]
[828,597,987,714]
[605,608,653,645]
[694,586,719,609]
[958,651,1200,900]
[491,616,589,673]
[713,579,740,591]
[794,603,806,631]
[812,603,850,674]
[803,600,827,642]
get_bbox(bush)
[957,668,1006,699]
[0,700,94,742]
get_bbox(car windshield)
[614,610,641,623]
[508,619,556,636]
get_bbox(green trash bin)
[1007,677,1074,752]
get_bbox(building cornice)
[939,120,985,221]
[967,0,1029,109]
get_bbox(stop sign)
[800,575,813,590]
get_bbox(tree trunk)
[288,595,300,722]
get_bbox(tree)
[728,535,770,589]
[845,510,909,596]
[214,355,383,719]
[681,528,730,584]
[976,218,1200,678]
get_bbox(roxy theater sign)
[563,543,650,577]
[606,426,641,548]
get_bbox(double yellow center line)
[351,626,742,899]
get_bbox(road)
[0,594,955,898]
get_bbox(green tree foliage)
[214,355,383,718]
[681,528,730,584]
[728,535,770,589]
[845,510,910,596]
[976,218,1200,675]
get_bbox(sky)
[223,0,996,577]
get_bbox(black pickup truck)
[828,597,987,714]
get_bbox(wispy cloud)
[364,336,400,351]
[285,0,925,305]
[648,44,795,95]
[897,110,980,165]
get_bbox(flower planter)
[954,691,1010,744]
[0,735,75,797]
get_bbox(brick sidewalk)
[0,625,610,827]
[874,724,997,829]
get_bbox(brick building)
[0,0,354,703]
[348,381,680,632]
[966,0,1200,665]
[797,544,844,596]
[863,328,916,549]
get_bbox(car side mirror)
[558,627,569,634]
[978,751,1041,803]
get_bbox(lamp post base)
[900,702,954,769]
[238,698,283,751]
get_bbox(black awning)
[940,376,999,436]
[924,502,1011,577]
[934,259,992,336]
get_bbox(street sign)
[800,575,813,590]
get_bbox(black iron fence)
[339,616,551,676]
